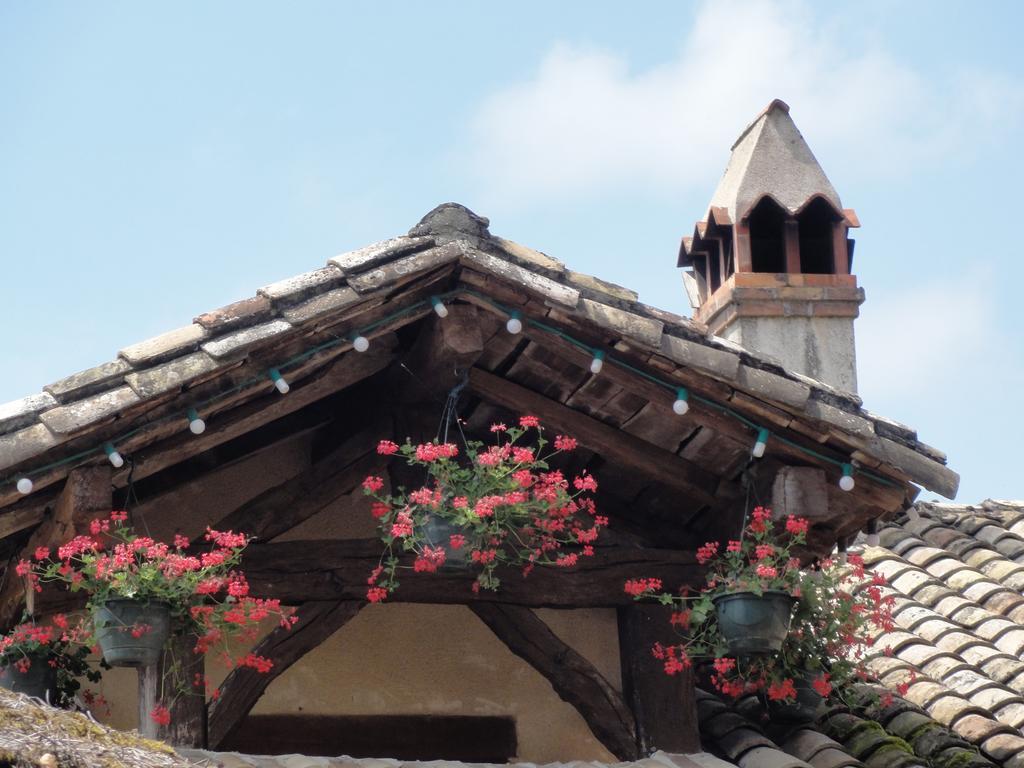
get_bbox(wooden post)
[617,604,700,755]
[138,632,207,747]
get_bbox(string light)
[866,519,880,547]
[672,387,690,415]
[103,443,124,469]
[187,408,206,435]
[506,311,523,335]
[431,296,449,318]
[839,463,855,492]
[268,369,290,395]
[751,427,770,459]
[3,288,899,497]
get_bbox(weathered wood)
[208,600,363,748]
[240,539,701,608]
[113,342,396,490]
[617,604,700,755]
[772,466,829,521]
[210,419,387,542]
[0,466,110,628]
[397,304,486,402]
[470,603,638,760]
[138,631,207,747]
[467,368,720,509]
[0,494,56,540]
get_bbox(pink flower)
[489,423,507,432]
[362,475,385,493]
[150,705,171,726]
[785,515,809,535]
[554,435,578,451]
[624,578,663,597]
[390,512,414,538]
[767,678,797,702]
[573,473,597,492]
[33,547,49,562]
[377,440,400,455]
[696,541,719,565]
[812,674,832,697]
[756,564,778,579]
[519,415,540,428]
[449,534,466,550]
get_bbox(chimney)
[679,100,864,393]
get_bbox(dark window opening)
[798,197,838,274]
[707,249,721,292]
[221,714,518,762]
[692,256,709,302]
[748,198,786,273]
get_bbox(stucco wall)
[89,435,622,762]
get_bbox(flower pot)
[712,590,795,655]
[767,675,823,723]
[422,514,470,569]
[0,657,58,702]
[92,599,171,667]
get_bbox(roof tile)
[329,235,435,275]
[258,266,345,303]
[281,287,363,326]
[44,358,133,403]
[737,746,810,768]
[576,298,664,348]
[461,246,580,308]
[124,352,223,398]
[735,365,810,409]
[0,422,62,472]
[38,386,140,435]
[119,323,208,366]
[194,295,273,332]
[347,243,461,293]
[0,392,58,433]
[201,319,294,360]
[659,335,741,381]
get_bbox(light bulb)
[506,312,523,335]
[269,369,290,394]
[352,335,370,353]
[590,350,605,374]
[104,443,124,469]
[16,477,32,495]
[672,388,689,415]
[431,297,449,318]
[187,408,206,435]
[839,463,855,492]
[752,428,770,459]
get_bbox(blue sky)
[1,1,1021,503]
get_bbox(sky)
[1,1,1022,503]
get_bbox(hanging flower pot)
[92,599,171,668]
[711,590,795,655]
[0,656,58,702]
[422,513,470,570]
[766,673,824,723]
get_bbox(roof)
[0,687,194,768]
[708,100,842,223]
[180,750,735,768]
[0,202,957,522]
[854,499,1024,766]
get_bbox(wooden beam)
[617,604,700,755]
[208,600,363,748]
[470,603,637,760]
[112,342,396,491]
[209,418,388,542]
[138,631,206,747]
[395,304,486,402]
[240,539,700,608]
[467,368,720,509]
[0,466,111,628]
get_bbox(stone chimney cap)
[708,99,842,223]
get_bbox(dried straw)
[0,687,196,768]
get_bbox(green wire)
[4,287,895,491]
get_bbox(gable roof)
[0,203,956,535]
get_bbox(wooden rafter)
[470,603,638,760]
[466,367,720,509]
[208,600,364,748]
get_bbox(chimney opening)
[798,197,839,274]
[748,197,787,273]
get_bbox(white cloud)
[462,0,1022,207]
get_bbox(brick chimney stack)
[679,100,864,393]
